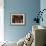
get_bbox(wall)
[0,0,4,42]
[40,0,46,27]
[4,0,40,42]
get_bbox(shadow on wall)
[34,9,46,24]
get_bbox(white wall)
[0,0,4,42]
[40,0,46,27]
[40,0,46,9]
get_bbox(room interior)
[0,0,46,46]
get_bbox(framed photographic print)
[11,14,25,25]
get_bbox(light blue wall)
[4,0,40,42]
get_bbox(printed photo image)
[12,15,23,23]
